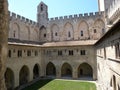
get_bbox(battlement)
[49,11,104,21]
[9,11,39,27]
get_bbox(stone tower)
[98,0,113,11]
[37,1,48,27]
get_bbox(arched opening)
[61,63,72,77]
[113,75,116,90]
[33,64,40,79]
[19,65,29,86]
[78,63,93,79]
[46,62,56,77]
[5,68,14,90]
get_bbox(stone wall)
[95,21,120,90]
[0,0,8,90]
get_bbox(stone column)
[56,66,61,78]
[72,67,78,79]
[0,0,8,90]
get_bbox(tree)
[0,0,8,89]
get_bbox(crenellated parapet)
[9,11,39,27]
[49,11,104,21]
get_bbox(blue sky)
[8,0,98,21]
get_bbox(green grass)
[22,79,96,90]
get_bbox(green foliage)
[22,79,96,90]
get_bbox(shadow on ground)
[22,79,53,90]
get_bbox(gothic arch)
[33,64,40,79]
[61,63,72,77]
[46,62,56,77]
[19,65,30,85]
[5,68,14,90]
[11,23,20,39]
[78,20,89,40]
[78,63,93,79]
[51,24,60,41]
[63,22,74,40]
[93,19,105,39]
[40,26,47,41]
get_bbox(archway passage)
[19,66,29,85]
[61,63,72,77]
[33,64,40,79]
[46,62,56,77]
[5,68,14,90]
[78,63,93,79]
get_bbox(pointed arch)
[78,20,89,40]
[5,68,14,90]
[78,63,93,79]
[19,65,30,85]
[63,22,74,40]
[40,26,47,41]
[51,24,60,41]
[33,64,40,79]
[61,63,72,77]
[93,19,105,39]
[46,62,56,77]
[10,23,20,39]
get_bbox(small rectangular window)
[44,34,46,38]
[80,50,86,55]
[115,43,120,59]
[27,50,31,56]
[18,50,22,57]
[81,31,83,36]
[58,50,62,56]
[69,50,73,56]
[35,51,38,56]
[94,29,97,33]
[68,32,71,37]
[8,50,11,57]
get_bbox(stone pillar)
[72,67,78,79]
[56,66,61,78]
[14,71,19,88]
[0,0,8,90]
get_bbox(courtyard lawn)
[22,79,96,90]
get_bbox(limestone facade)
[6,2,105,89]
[96,0,120,90]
